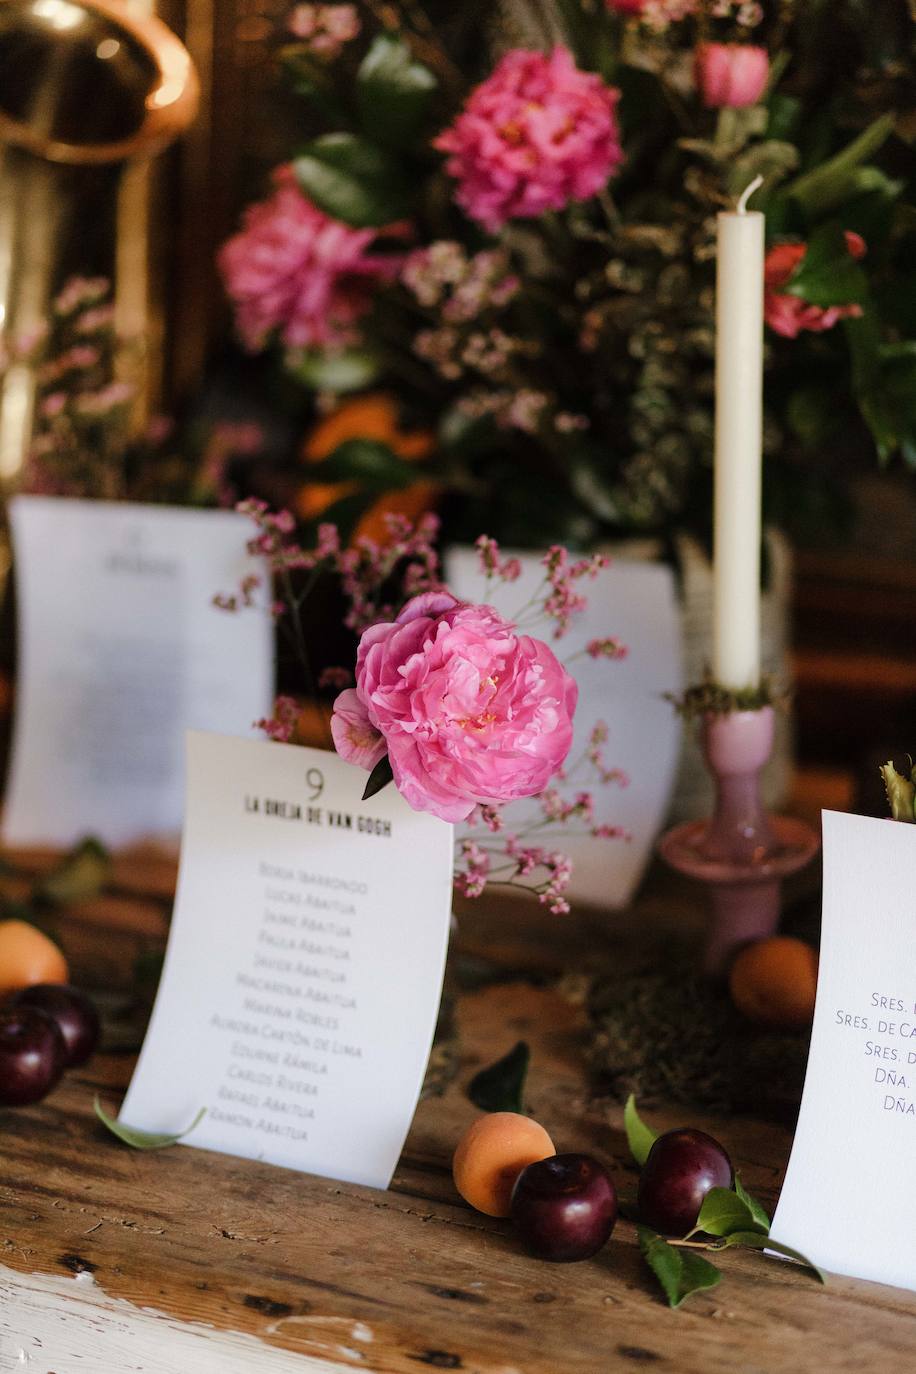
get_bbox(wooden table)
[1,848,915,1374]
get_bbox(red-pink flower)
[606,0,647,12]
[434,48,623,232]
[332,590,578,822]
[218,167,401,353]
[694,43,769,108]
[764,232,866,339]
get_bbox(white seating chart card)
[446,547,683,909]
[121,732,454,1189]
[2,497,273,848]
[773,809,916,1292]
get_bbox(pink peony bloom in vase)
[434,47,623,232]
[694,43,770,108]
[218,167,401,353]
[332,590,578,822]
[764,232,866,339]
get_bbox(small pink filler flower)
[331,591,578,822]
[218,167,400,353]
[694,43,769,109]
[764,232,866,339]
[434,48,623,232]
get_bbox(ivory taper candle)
[712,176,765,690]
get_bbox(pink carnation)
[764,232,866,339]
[218,167,401,353]
[434,48,623,232]
[331,590,578,822]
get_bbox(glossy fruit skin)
[637,1128,734,1236]
[8,984,100,1068]
[0,1006,67,1106]
[510,1153,618,1262]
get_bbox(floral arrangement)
[218,508,629,911]
[218,0,915,549]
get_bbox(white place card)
[772,809,916,1291]
[3,497,273,848]
[121,732,454,1188]
[446,547,683,909]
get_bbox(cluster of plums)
[0,984,100,1107]
[453,1111,733,1262]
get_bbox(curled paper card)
[121,732,454,1189]
[3,497,273,848]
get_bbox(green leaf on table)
[638,1227,722,1308]
[784,224,868,308]
[289,348,381,394]
[734,1174,771,1232]
[723,1230,826,1283]
[35,838,110,905]
[467,1041,530,1113]
[312,439,416,490]
[356,35,437,150]
[94,1096,206,1151]
[362,754,394,802]
[693,1186,767,1238]
[293,134,411,228]
[624,1094,658,1167]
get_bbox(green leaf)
[35,838,110,905]
[94,1096,206,1151]
[638,1228,722,1308]
[723,1230,826,1283]
[788,113,896,216]
[693,1186,766,1238]
[467,1041,530,1113]
[880,761,916,821]
[624,1094,658,1167]
[357,35,437,150]
[362,754,393,801]
[293,134,411,228]
[734,1175,771,1233]
[784,224,868,308]
[312,439,417,490]
[289,348,381,394]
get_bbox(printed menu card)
[121,731,454,1188]
[772,809,916,1292]
[2,496,273,848]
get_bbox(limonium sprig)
[217,507,629,912]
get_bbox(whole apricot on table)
[453,1112,556,1217]
[0,920,69,997]
[729,936,818,1028]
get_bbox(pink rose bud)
[695,43,770,109]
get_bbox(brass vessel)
[0,0,199,491]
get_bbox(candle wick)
[737,175,764,214]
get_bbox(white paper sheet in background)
[121,732,454,1188]
[772,810,916,1292]
[446,547,683,909]
[3,497,273,848]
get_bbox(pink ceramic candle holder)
[658,706,819,975]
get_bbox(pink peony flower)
[218,167,401,353]
[434,48,623,232]
[332,590,578,822]
[694,43,769,108]
[764,231,866,339]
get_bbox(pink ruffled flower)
[764,232,866,339]
[694,43,769,108]
[332,591,578,822]
[434,48,623,232]
[218,167,401,353]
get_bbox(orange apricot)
[0,919,69,997]
[453,1112,556,1217]
[729,936,818,1029]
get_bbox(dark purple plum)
[0,1006,67,1106]
[8,983,100,1067]
[637,1128,733,1236]
[510,1153,618,1262]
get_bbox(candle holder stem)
[658,706,819,975]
